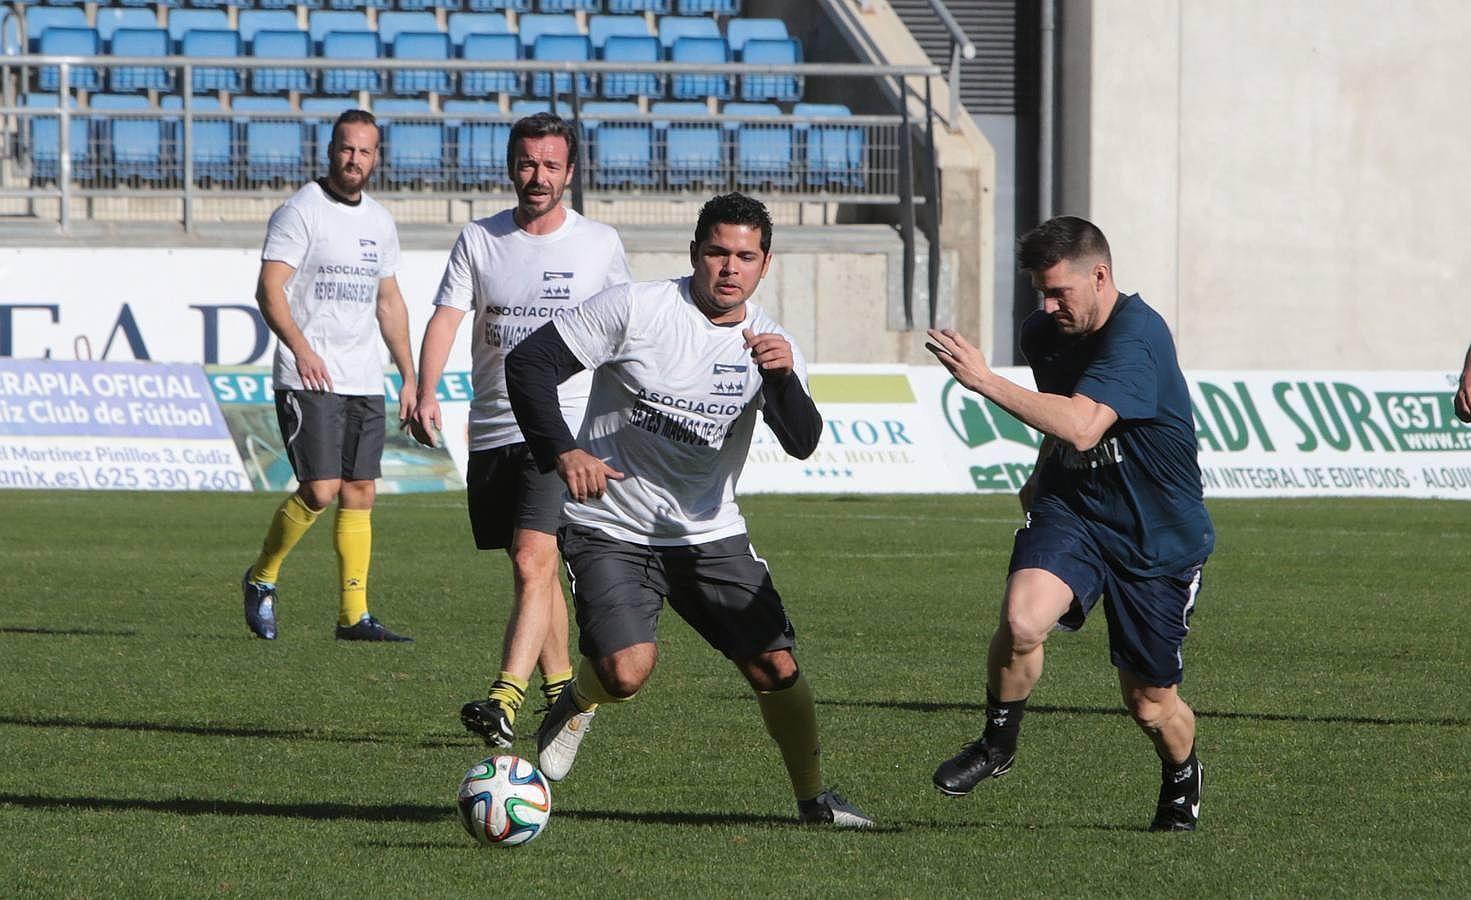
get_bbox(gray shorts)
[466,444,566,549]
[274,390,384,483]
[558,523,797,661]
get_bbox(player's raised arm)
[745,328,822,459]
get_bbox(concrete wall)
[1060,0,1471,369]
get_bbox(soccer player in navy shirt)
[924,216,1215,831]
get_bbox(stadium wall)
[1057,0,1471,370]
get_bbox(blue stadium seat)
[607,0,670,11]
[376,98,445,186]
[393,32,453,96]
[670,36,730,100]
[238,10,298,45]
[25,92,92,184]
[539,0,600,11]
[329,0,389,10]
[795,102,863,189]
[588,13,649,49]
[531,33,594,98]
[182,29,244,94]
[377,11,439,46]
[445,99,511,187]
[166,9,228,48]
[236,96,309,186]
[460,33,522,96]
[510,99,556,117]
[725,101,795,187]
[657,15,718,51]
[652,100,720,187]
[321,31,382,94]
[37,27,101,92]
[96,8,158,43]
[161,95,235,185]
[518,13,579,51]
[93,93,166,183]
[466,0,531,11]
[726,17,786,53]
[302,97,353,167]
[108,28,171,93]
[740,37,802,102]
[24,6,86,52]
[601,35,661,100]
[448,12,511,49]
[308,10,368,47]
[251,30,313,95]
[398,0,463,10]
[253,0,306,9]
[581,101,655,187]
[677,0,740,13]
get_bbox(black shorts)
[274,390,384,483]
[466,444,567,550]
[558,523,797,661]
[1009,503,1205,686]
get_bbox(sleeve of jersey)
[261,204,309,268]
[378,213,401,279]
[1073,330,1158,420]
[506,323,588,473]
[432,229,476,311]
[760,374,823,459]
[606,235,634,288]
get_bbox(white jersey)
[554,277,810,546]
[262,180,401,397]
[434,209,631,451]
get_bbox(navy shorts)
[1009,504,1205,686]
[274,390,384,483]
[465,444,566,549]
[558,524,797,661]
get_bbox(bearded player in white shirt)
[412,114,631,748]
[503,192,874,828]
[241,109,418,643]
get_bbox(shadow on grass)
[0,714,437,745]
[556,807,902,832]
[818,698,1469,728]
[0,792,449,823]
[0,626,139,637]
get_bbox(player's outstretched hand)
[556,448,625,503]
[925,328,992,393]
[743,328,794,379]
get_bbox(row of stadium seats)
[24,95,863,190]
[17,11,799,101]
[8,2,739,12]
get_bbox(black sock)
[1161,747,1200,797]
[982,689,1027,756]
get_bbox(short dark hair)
[506,113,578,172]
[694,192,773,254]
[329,109,379,150]
[1017,215,1111,272]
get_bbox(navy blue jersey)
[1020,293,1214,576]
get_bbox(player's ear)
[759,250,773,279]
[689,240,698,268]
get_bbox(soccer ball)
[456,755,551,847]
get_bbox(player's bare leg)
[535,643,654,781]
[1121,672,1202,831]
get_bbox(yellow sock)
[756,672,824,802]
[541,668,574,707]
[570,656,635,710]
[252,494,321,585]
[488,672,529,726]
[334,507,372,627]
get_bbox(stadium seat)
[725,17,787,53]
[740,38,802,102]
[518,13,579,51]
[466,0,532,12]
[376,98,445,186]
[252,0,304,9]
[96,8,158,43]
[308,10,369,48]
[37,27,101,92]
[377,11,439,46]
[581,101,655,188]
[238,10,298,45]
[652,100,721,187]
[392,32,453,96]
[657,15,719,51]
[25,92,92,184]
[398,0,463,10]
[321,31,382,95]
[108,28,171,93]
[795,102,863,189]
[445,99,511,187]
[670,36,730,100]
[250,30,313,95]
[448,12,512,49]
[182,29,244,94]
[677,0,740,14]
[161,95,235,185]
[236,96,310,186]
[166,9,228,49]
[510,99,557,117]
[531,33,594,99]
[725,101,795,187]
[601,35,662,100]
[93,93,167,183]
[608,0,670,11]
[24,6,86,52]
[460,33,523,97]
[302,97,353,167]
[329,0,390,10]
[539,0,600,12]
[588,13,650,49]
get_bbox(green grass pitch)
[0,491,1467,896]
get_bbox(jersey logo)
[539,271,573,300]
[711,363,748,398]
[358,238,378,264]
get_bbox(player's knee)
[297,480,340,510]
[1126,694,1176,734]
[1000,607,1051,654]
[594,658,648,699]
[509,542,557,584]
